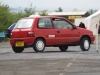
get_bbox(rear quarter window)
[38,18,53,28]
[14,19,34,29]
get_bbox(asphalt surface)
[0,39,100,75]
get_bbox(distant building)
[48,12,90,23]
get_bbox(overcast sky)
[0,0,100,11]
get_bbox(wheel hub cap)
[84,40,89,49]
[36,41,44,50]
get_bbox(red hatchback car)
[10,16,95,53]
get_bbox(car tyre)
[12,46,24,53]
[59,45,68,52]
[33,38,45,52]
[80,38,90,51]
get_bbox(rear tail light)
[11,33,12,35]
[27,31,35,37]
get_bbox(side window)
[52,18,73,29]
[38,18,53,28]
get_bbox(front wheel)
[12,46,24,53]
[33,38,45,52]
[59,45,68,52]
[80,38,90,51]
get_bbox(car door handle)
[57,31,60,33]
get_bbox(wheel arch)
[80,35,91,44]
[34,37,46,45]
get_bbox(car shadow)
[22,50,80,53]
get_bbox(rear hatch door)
[11,18,34,38]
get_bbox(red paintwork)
[10,16,95,47]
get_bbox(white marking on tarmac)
[73,59,76,60]
[59,62,73,75]
[59,73,65,75]
[64,63,73,71]
[66,63,73,68]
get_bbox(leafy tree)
[9,11,24,23]
[24,4,36,17]
[0,2,10,31]
[55,7,63,12]
[88,9,97,15]
[39,10,48,16]
[0,2,24,32]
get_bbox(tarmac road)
[0,40,100,75]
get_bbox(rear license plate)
[15,41,24,47]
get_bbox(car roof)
[22,16,75,25]
[24,16,66,19]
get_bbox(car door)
[52,18,80,45]
[36,18,56,45]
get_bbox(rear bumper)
[10,37,35,47]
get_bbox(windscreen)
[14,19,34,29]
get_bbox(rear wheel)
[80,37,90,51]
[33,38,45,52]
[59,45,68,52]
[12,46,24,53]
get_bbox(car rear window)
[14,19,34,29]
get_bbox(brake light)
[27,31,35,37]
[11,33,12,35]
